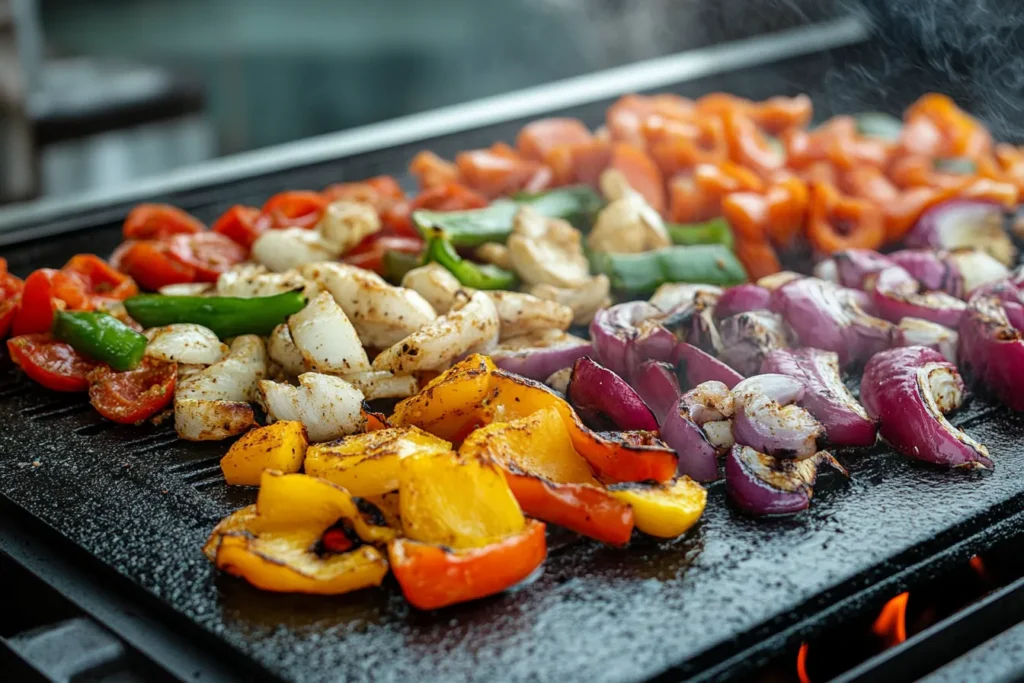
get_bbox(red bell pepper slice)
[388,519,547,610]
[504,473,634,546]
[212,205,265,249]
[7,334,99,392]
[62,254,139,304]
[12,269,89,336]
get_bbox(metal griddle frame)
[4,17,1024,683]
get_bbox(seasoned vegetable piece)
[608,478,708,538]
[422,232,519,290]
[260,373,365,443]
[51,311,148,371]
[221,421,309,486]
[124,290,307,339]
[590,244,747,293]
[7,334,98,392]
[88,359,176,424]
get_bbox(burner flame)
[872,592,909,648]
[969,555,987,578]
[796,641,811,683]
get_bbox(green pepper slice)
[423,232,518,290]
[666,217,734,249]
[52,311,148,371]
[590,245,747,294]
[123,290,307,339]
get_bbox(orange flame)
[969,555,987,578]
[796,642,811,683]
[872,592,909,648]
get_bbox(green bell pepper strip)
[854,112,903,141]
[413,185,603,247]
[934,157,977,175]
[422,232,518,290]
[382,249,424,282]
[590,245,747,294]
[666,217,734,249]
[123,290,307,339]
[52,311,148,372]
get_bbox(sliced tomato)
[88,359,176,424]
[166,232,247,283]
[62,254,138,304]
[0,257,23,298]
[343,235,424,275]
[455,144,543,198]
[260,191,328,229]
[0,258,25,338]
[212,205,264,249]
[323,175,405,210]
[113,240,198,291]
[123,203,204,240]
[7,334,99,392]
[408,182,489,213]
[0,298,20,338]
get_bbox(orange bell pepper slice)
[323,176,405,211]
[607,142,667,214]
[720,192,769,243]
[606,93,695,145]
[668,174,715,224]
[459,407,635,545]
[516,118,593,161]
[456,143,544,198]
[409,151,460,190]
[646,115,728,176]
[62,254,138,305]
[722,110,785,176]
[957,177,1019,208]
[902,93,992,159]
[695,92,754,119]
[842,166,900,203]
[733,237,782,281]
[546,138,612,186]
[888,153,966,190]
[749,94,813,135]
[806,182,885,253]
[389,519,547,610]
[765,174,809,247]
[879,186,956,242]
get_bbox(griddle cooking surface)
[2,40,1023,683]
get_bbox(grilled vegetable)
[959,292,1024,412]
[732,374,823,460]
[714,283,772,319]
[144,324,227,366]
[250,227,340,272]
[340,371,419,400]
[894,317,959,363]
[6,334,97,392]
[667,217,734,248]
[906,199,1015,266]
[51,311,148,371]
[215,264,315,299]
[888,248,1009,299]
[124,290,307,339]
[488,329,591,381]
[587,169,670,255]
[861,346,991,468]
[726,446,847,515]
[607,477,707,538]
[372,290,499,374]
[287,291,370,374]
[566,357,659,432]
[266,324,305,377]
[760,348,876,447]
[673,342,743,389]
[259,373,365,443]
[205,472,390,595]
[871,266,967,328]
[220,421,309,486]
[412,185,602,247]
[459,407,634,545]
[507,207,591,288]
[591,244,747,294]
[305,427,452,498]
[487,290,573,340]
[718,310,789,376]
[588,300,669,380]
[631,360,682,423]
[88,358,176,424]
[660,381,735,482]
[401,262,462,314]
[422,232,518,290]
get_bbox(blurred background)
[0,0,1020,205]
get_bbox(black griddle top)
[3,34,1024,683]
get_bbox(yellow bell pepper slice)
[400,450,525,550]
[608,477,707,538]
[391,354,495,442]
[220,421,308,486]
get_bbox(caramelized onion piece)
[726,445,847,516]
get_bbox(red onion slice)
[567,357,659,432]
[887,249,955,294]
[715,284,773,320]
[489,330,592,381]
[771,277,894,368]
[726,445,847,516]
[660,381,735,482]
[959,293,1024,411]
[660,291,722,354]
[947,249,1010,297]
[632,360,682,423]
[894,317,959,363]
[589,301,664,380]
[906,199,1015,267]
[718,311,790,376]
[872,266,967,328]
[673,342,743,389]
[761,348,876,447]
[833,248,895,290]
[732,374,823,459]
[861,346,992,468]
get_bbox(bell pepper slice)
[343,234,425,275]
[608,477,707,538]
[409,151,461,190]
[750,94,813,135]
[422,232,518,290]
[606,142,666,214]
[733,237,782,281]
[546,138,612,186]
[52,311,148,371]
[399,449,526,550]
[322,175,406,210]
[459,407,635,545]
[7,334,99,392]
[221,421,309,486]
[456,143,544,198]
[589,244,747,294]
[806,181,885,253]
[260,191,328,229]
[87,358,176,424]
[666,216,734,248]
[123,203,204,240]
[388,518,547,610]
[62,254,139,305]
[304,427,452,498]
[516,118,593,162]
[391,354,496,441]
[361,404,391,431]
[722,110,785,176]
[123,290,306,339]
[764,174,809,247]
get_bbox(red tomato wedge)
[260,191,327,229]
[166,233,247,282]
[62,254,138,303]
[112,241,198,291]
[123,204,204,240]
[7,334,99,392]
[88,359,177,424]
[408,182,489,213]
[343,235,424,275]
[212,205,264,249]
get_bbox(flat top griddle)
[2,24,1023,683]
